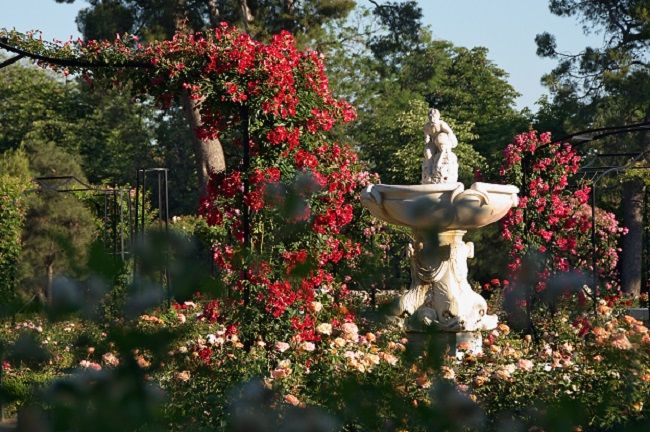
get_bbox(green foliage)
[0,150,31,314]
[534,0,649,140]
[332,22,527,182]
[367,0,424,71]
[65,0,356,43]
[0,61,200,213]
[16,140,98,303]
[0,62,74,154]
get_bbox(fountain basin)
[360,182,519,231]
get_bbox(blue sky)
[1,0,602,111]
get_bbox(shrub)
[0,150,30,314]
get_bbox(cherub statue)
[421,108,459,184]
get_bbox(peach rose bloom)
[415,374,431,388]
[474,375,489,387]
[284,394,301,406]
[610,333,632,350]
[381,352,399,366]
[102,352,120,367]
[175,370,191,382]
[493,367,511,381]
[441,366,456,380]
[623,315,642,326]
[271,368,289,379]
[300,341,316,352]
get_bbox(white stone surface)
[399,230,498,332]
[421,108,459,185]
[360,109,519,333]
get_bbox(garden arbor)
[1,25,363,340]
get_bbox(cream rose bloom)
[316,323,333,335]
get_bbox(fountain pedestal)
[401,229,497,333]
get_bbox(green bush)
[0,150,30,315]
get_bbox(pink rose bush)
[500,131,626,300]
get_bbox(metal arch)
[580,151,650,316]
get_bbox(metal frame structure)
[580,154,650,309]
[30,175,133,260]
[134,168,171,304]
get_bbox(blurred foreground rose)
[176,370,191,382]
[284,394,301,406]
[102,352,120,367]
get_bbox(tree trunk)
[620,110,649,296]
[46,260,54,305]
[621,179,645,296]
[180,92,226,193]
[176,0,226,193]
[206,0,220,27]
[239,0,254,31]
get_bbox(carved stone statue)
[421,108,459,185]
[400,230,497,332]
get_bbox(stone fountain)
[360,108,519,354]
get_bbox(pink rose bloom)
[102,352,120,367]
[176,370,191,382]
[284,394,301,406]
[275,341,290,352]
[300,341,316,352]
[517,358,534,372]
[79,360,102,371]
[610,333,632,350]
[381,353,399,366]
[341,322,358,335]
[271,368,289,379]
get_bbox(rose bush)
[3,296,650,431]
[499,131,626,299]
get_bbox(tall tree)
[535,0,650,296]
[339,30,526,182]
[54,0,357,192]
[0,63,74,153]
[18,137,97,303]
